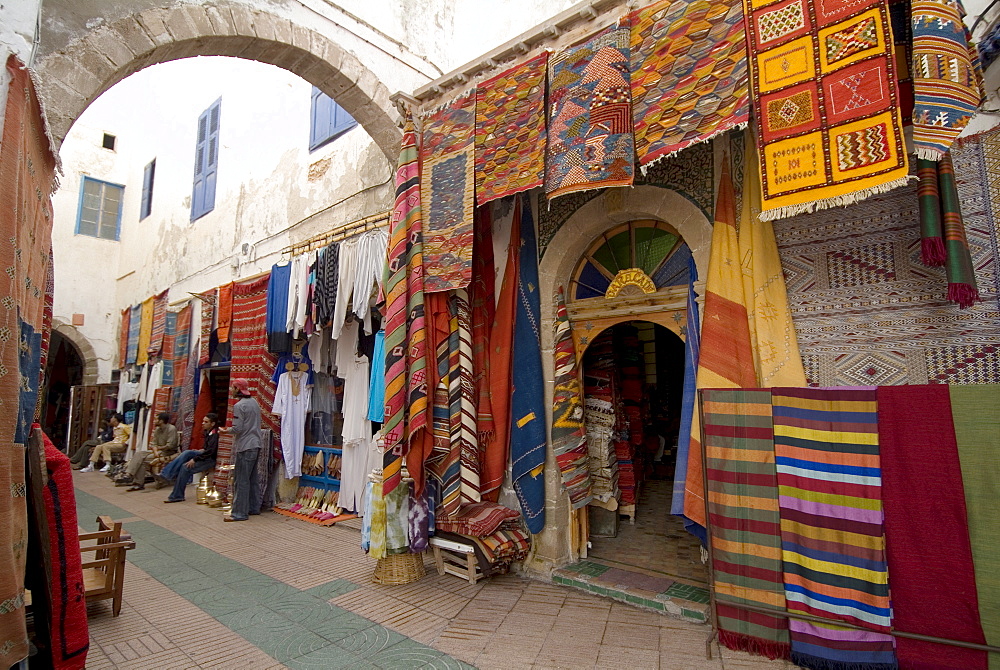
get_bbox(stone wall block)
[249,10,276,41]
[308,33,345,75]
[179,5,215,38]
[164,8,201,43]
[289,23,312,52]
[269,17,293,46]
[227,5,257,38]
[203,5,238,37]
[85,26,137,70]
[109,19,157,61]
[254,40,290,70]
[135,8,174,48]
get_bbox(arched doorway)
[42,331,84,449]
[36,1,402,161]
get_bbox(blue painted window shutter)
[140,159,155,220]
[76,176,124,240]
[191,98,221,220]
[309,87,357,151]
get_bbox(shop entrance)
[581,320,707,587]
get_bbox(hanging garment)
[367,330,385,423]
[353,229,388,324]
[313,242,339,327]
[272,370,312,478]
[331,239,358,340]
[266,263,292,353]
[337,320,370,445]
[286,252,312,337]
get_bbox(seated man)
[119,412,179,491]
[70,419,113,469]
[162,413,219,503]
[80,414,132,473]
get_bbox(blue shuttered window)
[191,98,221,221]
[76,176,124,241]
[309,87,357,151]
[140,159,155,220]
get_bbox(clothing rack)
[283,210,391,257]
[695,390,1000,660]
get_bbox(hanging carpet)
[670,258,700,521]
[137,296,154,366]
[149,288,169,358]
[162,311,177,386]
[119,308,130,369]
[217,282,233,343]
[127,304,141,366]
[198,288,216,366]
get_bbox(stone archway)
[530,185,712,570]
[51,320,99,385]
[35,1,402,161]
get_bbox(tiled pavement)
[74,472,794,669]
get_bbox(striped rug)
[703,389,789,659]
[451,289,480,505]
[771,388,896,670]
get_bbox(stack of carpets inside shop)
[584,336,620,503]
[615,325,645,506]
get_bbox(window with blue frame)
[140,159,155,220]
[309,87,357,151]
[76,176,124,241]
[191,98,221,221]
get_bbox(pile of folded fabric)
[435,501,531,576]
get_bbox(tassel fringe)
[758,175,915,221]
[920,237,946,266]
[638,120,749,175]
[718,631,791,661]
[914,146,947,162]
[947,282,980,309]
[790,651,898,670]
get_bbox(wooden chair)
[77,515,134,616]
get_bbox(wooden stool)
[430,536,483,584]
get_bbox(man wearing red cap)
[224,377,263,522]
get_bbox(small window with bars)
[76,176,124,241]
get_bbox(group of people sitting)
[70,379,264,522]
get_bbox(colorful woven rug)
[217,282,233,343]
[137,296,154,366]
[684,157,756,530]
[671,258,700,520]
[745,0,909,220]
[119,308,130,369]
[629,0,748,166]
[546,26,633,199]
[149,288,169,358]
[771,388,896,670]
[912,0,982,160]
[162,311,177,386]
[475,52,547,203]
[127,304,141,366]
[509,194,546,534]
[550,288,593,509]
[471,207,495,445]
[198,288,216,366]
[878,384,988,670]
[421,93,475,293]
[384,115,429,496]
[703,389,789,660]
[449,290,481,505]
[950,384,1000,661]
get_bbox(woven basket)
[372,552,426,585]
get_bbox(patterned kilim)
[471,207,495,445]
[509,195,546,534]
[162,311,177,386]
[198,289,216,366]
[703,389,789,660]
[475,52,548,203]
[912,0,982,160]
[384,115,429,496]
[550,288,593,509]
[629,0,749,166]
[684,158,757,530]
[0,53,58,667]
[745,0,910,220]
[127,304,141,366]
[771,388,896,670]
[173,304,192,426]
[149,289,168,358]
[136,296,154,366]
[771,136,1000,387]
[421,93,475,293]
[449,290,480,505]
[216,282,233,343]
[119,308,130,369]
[916,157,946,265]
[938,152,980,308]
[545,26,633,199]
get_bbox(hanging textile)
[426,292,459,514]
[916,157,946,266]
[41,429,89,670]
[136,296,154,366]
[471,206,495,443]
[744,0,909,220]
[162,311,177,386]
[313,242,339,328]
[198,288,216,366]
[127,304,141,366]
[703,389,789,660]
[771,388,896,670]
[421,93,475,293]
[384,115,430,495]
[384,484,410,555]
[330,238,357,340]
[670,258,700,520]
[483,201,520,501]
[173,304,192,421]
[149,288,169,358]
[352,230,388,324]
[118,307,130,368]
[629,0,748,166]
[475,52,548,202]
[368,481,388,559]
[266,263,292,353]
[509,194,546,534]
[912,0,982,160]
[0,54,58,667]
[684,157,756,530]
[450,291,480,505]
[545,25,633,199]
[217,282,233,343]
[739,134,807,387]
[951,384,1000,658]
[878,385,987,670]
[367,330,385,423]
[550,288,593,509]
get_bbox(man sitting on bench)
[80,414,131,473]
[119,412,179,491]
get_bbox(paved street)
[74,473,792,669]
